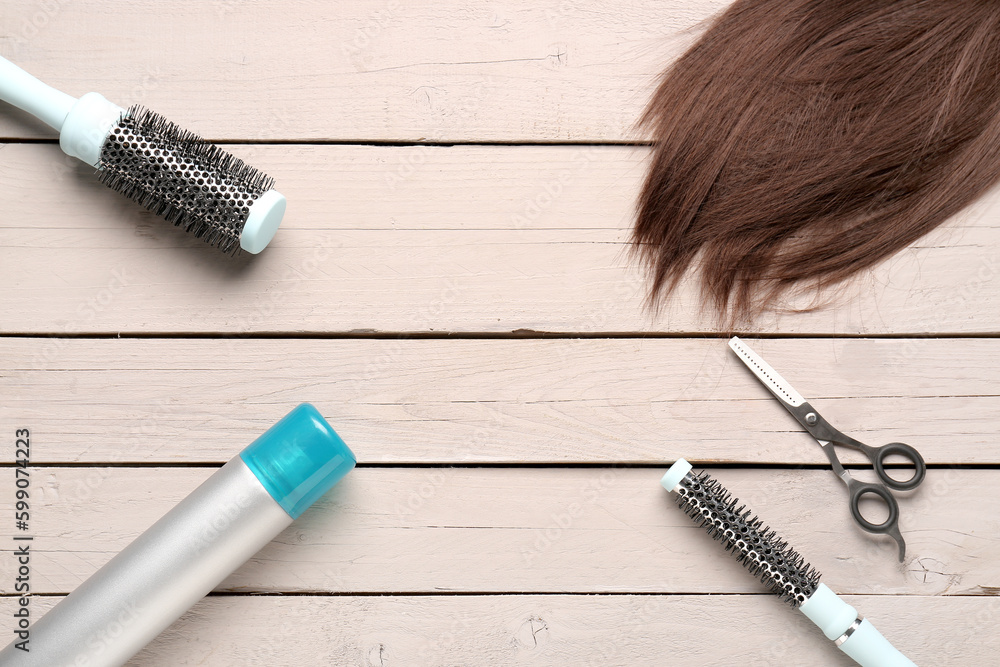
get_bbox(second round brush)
[660,459,917,667]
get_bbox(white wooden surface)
[1,467,994,595]
[2,144,999,334]
[2,337,998,464]
[1,595,993,666]
[1,1,998,665]
[0,0,727,143]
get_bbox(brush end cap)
[661,458,692,492]
[240,189,287,253]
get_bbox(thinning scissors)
[728,337,925,561]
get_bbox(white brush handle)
[0,54,76,130]
[800,584,917,666]
[0,54,124,166]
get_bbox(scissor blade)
[728,336,806,408]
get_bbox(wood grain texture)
[0,0,727,143]
[2,144,999,335]
[0,468,994,596]
[2,1,997,662]
[2,337,998,464]
[1,594,991,666]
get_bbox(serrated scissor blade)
[728,336,806,408]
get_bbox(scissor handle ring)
[848,481,900,534]
[872,442,926,491]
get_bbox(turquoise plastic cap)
[240,403,356,519]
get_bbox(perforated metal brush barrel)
[98,105,275,253]
[671,469,821,607]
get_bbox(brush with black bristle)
[661,459,917,667]
[0,54,285,254]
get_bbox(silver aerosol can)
[0,403,355,666]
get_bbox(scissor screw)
[805,412,818,425]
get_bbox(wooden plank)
[2,337,998,464]
[4,3,984,665]
[0,467,994,596]
[0,594,988,665]
[0,0,726,142]
[2,144,999,334]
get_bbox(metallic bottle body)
[0,458,291,667]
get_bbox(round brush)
[0,54,285,254]
[661,459,917,667]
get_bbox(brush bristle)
[673,470,820,607]
[98,105,275,254]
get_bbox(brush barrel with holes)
[0,54,285,254]
[660,459,917,667]
[0,404,355,667]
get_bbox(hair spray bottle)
[0,403,355,666]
